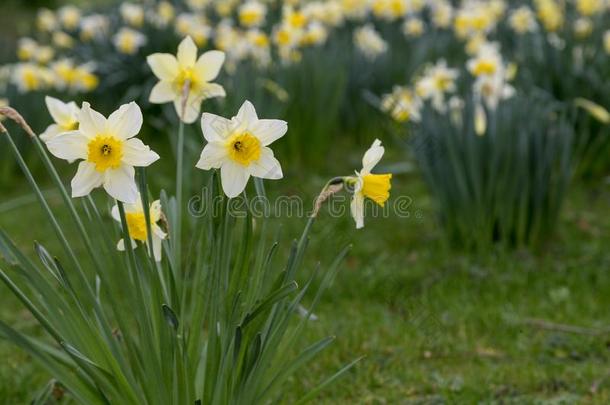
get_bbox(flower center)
[87,135,124,172]
[226,132,261,166]
[126,212,148,241]
[174,67,198,93]
[473,60,497,76]
[362,173,392,207]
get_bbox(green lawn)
[1,160,609,403]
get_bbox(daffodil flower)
[349,139,392,229]
[111,193,167,262]
[40,96,80,145]
[196,100,286,198]
[147,36,226,123]
[45,102,159,203]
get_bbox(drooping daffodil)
[147,36,226,123]
[45,101,159,203]
[348,139,392,229]
[111,193,167,262]
[195,100,286,198]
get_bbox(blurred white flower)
[196,100,286,198]
[239,1,267,28]
[147,36,226,123]
[113,28,147,55]
[45,102,159,203]
[354,24,388,60]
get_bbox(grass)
[1,145,609,403]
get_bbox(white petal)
[78,102,107,138]
[220,161,250,198]
[177,36,197,68]
[117,238,137,251]
[196,142,226,170]
[150,200,162,222]
[250,119,287,146]
[174,97,201,124]
[361,139,384,174]
[146,53,179,81]
[350,193,365,229]
[199,83,226,100]
[111,204,121,222]
[103,165,138,203]
[151,234,163,262]
[194,50,225,82]
[149,81,176,104]
[71,161,104,198]
[248,147,283,180]
[234,100,258,127]
[200,113,231,142]
[108,102,143,140]
[45,96,76,127]
[45,130,89,161]
[39,124,61,142]
[122,138,160,167]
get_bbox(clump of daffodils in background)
[147,36,226,123]
[45,101,159,203]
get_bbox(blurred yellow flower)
[120,3,145,28]
[114,28,147,55]
[52,32,75,49]
[12,64,51,93]
[535,0,564,32]
[509,6,538,34]
[58,5,81,31]
[17,38,38,61]
[575,0,604,17]
[36,8,57,32]
[239,1,267,28]
[402,18,425,38]
[573,17,593,39]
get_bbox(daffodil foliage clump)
[411,93,573,250]
[0,36,396,404]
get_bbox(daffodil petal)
[45,96,76,127]
[146,53,179,81]
[173,97,201,124]
[194,50,225,82]
[250,119,287,146]
[46,130,88,161]
[220,161,250,198]
[152,233,163,262]
[201,112,231,142]
[361,139,384,173]
[200,83,226,100]
[103,165,138,203]
[177,36,197,68]
[122,138,160,167]
[350,193,365,229]
[235,100,258,127]
[39,123,61,142]
[249,147,283,179]
[196,142,226,170]
[78,102,107,138]
[149,81,176,104]
[71,161,104,198]
[108,102,143,140]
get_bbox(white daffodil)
[45,102,159,203]
[40,96,80,145]
[111,193,167,262]
[349,139,392,229]
[147,36,226,123]
[196,100,286,198]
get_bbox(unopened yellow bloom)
[576,0,604,16]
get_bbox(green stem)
[175,119,185,276]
